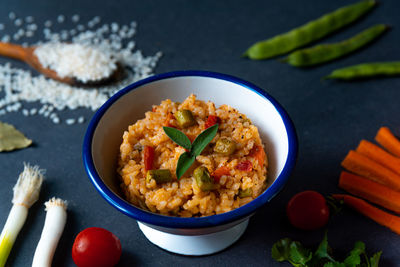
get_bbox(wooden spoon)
[0,42,122,86]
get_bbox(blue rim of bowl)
[83,70,298,229]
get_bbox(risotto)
[117,94,268,217]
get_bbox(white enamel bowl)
[83,70,297,255]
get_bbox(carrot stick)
[339,171,400,214]
[375,127,400,157]
[332,194,400,235]
[341,150,400,191]
[356,139,400,176]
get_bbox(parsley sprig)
[163,124,218,180]
[271,232,382,267]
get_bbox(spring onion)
[32,197,67,267]
[0,163,44,267]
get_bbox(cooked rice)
[117,94,268,217]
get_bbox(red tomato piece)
[72,227,122,267]
[286,190,330,230]
[211,166,230,182]
[249,145,265,166]
[205,115,221,129]
[235,160,253,172]
[144,146,155,171]
[163,112,175,127]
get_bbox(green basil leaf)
[163,126,192,150]
[369,251,382,267]
[191,124,218,157]
[176,151,195,180]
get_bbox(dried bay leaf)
[0,121,32,152]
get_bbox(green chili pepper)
[243,0,376,60]
[175,110,196,128]
[193,166,216,191]
[238,188,253,198]
[283,24,388,67]
[324,62,400,80]
[146,169,173,184]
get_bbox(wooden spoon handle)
[0,42,30,61]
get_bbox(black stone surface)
[0,0,399,266]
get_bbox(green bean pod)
[244,0,376,60]
[284,24,388,67]
[324,62,400,80]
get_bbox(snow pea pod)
[244,0,376,60]
[284,24,388,67]
[324,62,400,80]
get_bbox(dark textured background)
[0,0,399,266]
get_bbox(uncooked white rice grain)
[65,118,75,125]
[72,15,80,23]
[44,20,52,27]
[8,12,16,20]
[25,16,34,23]
[0,14,162,126]
[57,15,65,23]
[14,19,23,26]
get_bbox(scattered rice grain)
[44,20,52,27]
[57,15,65,23]
[14,19,23,27]
[65,118,75,125]
[8,12,16,20]
[71,15,80,23]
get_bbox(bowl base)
[137,218,249,256]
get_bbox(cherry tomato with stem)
[72,227,122,267]
[286,190,330,230]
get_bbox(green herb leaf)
[271,238,312,267]
[369,251,382,267]
[272,232,382,267]
[313,231,336,263]
[191,124,218,157]
[289,241,312,266]
[271,238,292,262]
[176,151,195,180]
[0,121,32,152]
[343,241,365,266]
[163,126,192,150]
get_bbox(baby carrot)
[375,127,400,158]
[341,150,400,191]
[332,194,400,235]
[339,171,400,214]
[356,139,400,176]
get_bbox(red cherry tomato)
[286,190,330,230]
[72,227,122,267]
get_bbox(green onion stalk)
[0,163,44,267]
[32,197,67,267]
